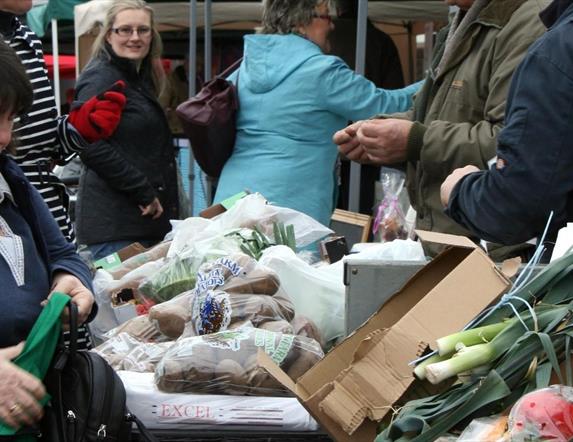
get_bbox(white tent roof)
[74,1,448,37]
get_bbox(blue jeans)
[85,239,157,261]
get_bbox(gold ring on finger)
[8,403,22,415]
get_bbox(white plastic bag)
[209,194,332,247]
[259,246,345,345]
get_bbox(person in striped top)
[0,0,125,244]
[0,0,126,350]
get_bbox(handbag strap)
[0,293,71,437]
[216,57,243,80]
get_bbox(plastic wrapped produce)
[148,291,195,339]
[139,256,203,303]
[155,328,324,396]
[189,291,295,336]
[104,314,167,343]
[505,385,573,441]
[259,320,294,335]
[93,332,142,369]
[108,241,172,279]
[290,316,324,350]
[123,342,173,373]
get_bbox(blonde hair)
[91,0,165,96]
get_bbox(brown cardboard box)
[259,231,513,442]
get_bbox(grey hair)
[260,0,333,34]
[90,0,165,96]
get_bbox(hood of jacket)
[240,33,322,94]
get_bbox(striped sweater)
[1,13,86,243]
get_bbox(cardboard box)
[260,231,514,442]
[93,242,148,270]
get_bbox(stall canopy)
[28,0,87,37]
[74,1,448,37]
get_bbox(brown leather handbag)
[176,59,242,178]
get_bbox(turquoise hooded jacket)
[214,33,421,227]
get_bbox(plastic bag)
[506,385,573,441]
[123,341,173,373]
[138,255,204,303]
[208,193,332,248]
[104,314,167,343]
[93,332,142,370]
[108,241,172,279]
[148,290,196,340]
[373,167,410,242]
[155,328,324,396]
[457,415,508,441]
[188,291,295,336]
[259,246,345,346]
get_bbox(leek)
[413,353,451,380]
[436,320,512,356]
[426,305,569,385]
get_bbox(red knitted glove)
[68,80,127,143]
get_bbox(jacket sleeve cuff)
[406,121,427,163]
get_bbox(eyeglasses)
[111,26,152,38]
[312,13,333,23]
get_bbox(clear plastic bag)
[188,291,295,337]
[138,255,204,304]
[122,341,173,373]
[93,332,142,370]
[104,314,167,343]
[373,167,409,243]
[148,290,195,340]
[506,385,573,441]
[155,328,324,396]
[108,241,172,280]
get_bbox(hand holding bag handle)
[0,292,72,439]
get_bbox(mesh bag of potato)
[155,328,323,396]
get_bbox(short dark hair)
[0,40,33,154]
[260,0,332,34]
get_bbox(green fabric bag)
[0,292,71,440]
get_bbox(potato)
[149,301,190,339]
[223,269,281,296]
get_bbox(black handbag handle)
[67,301,79,357]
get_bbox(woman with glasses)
[213,0,422,229]
[73,0,180,260]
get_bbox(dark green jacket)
[404,0,548,242]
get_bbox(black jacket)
[446,1,573,246]
[74,46,179,245]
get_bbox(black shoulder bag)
[40,303,158,442]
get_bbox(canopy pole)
[348,0,368,213]
[203,0,215,206]
[51,19,61,116]
[187,0,197,215]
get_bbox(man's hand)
[356,119,413,164]
[0,343,45,430]
[68,80,127,143]
[48,273,94,326]
[139,197,164,220]
[333,121,370,163]
[440,165,480,207]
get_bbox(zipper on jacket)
[97,424,107,440]
[66,410,77,441]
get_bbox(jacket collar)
[478,0,528,27]
[102,42,152,85]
